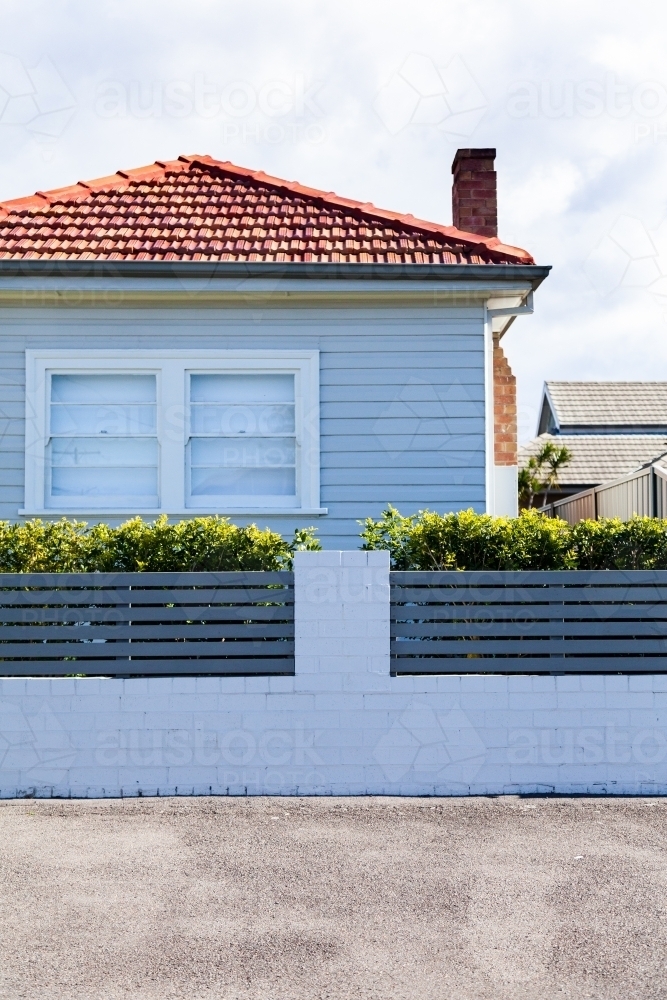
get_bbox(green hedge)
[0,516,320,573]
[6,509,667,574]
[360,506,667,570]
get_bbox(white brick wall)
[1,551,667,798]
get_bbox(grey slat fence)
[541,462,667,524]
[0,571,294,676]
[391,570,667,674]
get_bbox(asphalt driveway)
[0,796,665,999]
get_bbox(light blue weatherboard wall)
[0,303,486,547]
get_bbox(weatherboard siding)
[0,304,486,546]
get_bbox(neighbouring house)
[0,149,547,545]
[520,381,667,507]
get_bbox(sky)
[1,0,666,442]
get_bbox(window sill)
[19,507,329,518]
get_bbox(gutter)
[0,259,551,289]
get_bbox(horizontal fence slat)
[0,571,293,586]
[391,604,667,622]
[0,587,294,607]
[0,639,294,659]
[0,605,293,624]
[392,586,667,603]
[391,656,667,674]
[0,623,293,640]
[391,570,667,585]
[392,620,667,638]
[0,657,294,677]
[391,638,667,654]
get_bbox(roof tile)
[520,433,667,487]
[546,382,667,428]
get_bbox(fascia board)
[0,277,541,309]
[538,384,560,435]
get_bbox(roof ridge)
[0,154,534,264]
[0,158,188,220]
[547,380,667,386]
[524,432,667,440]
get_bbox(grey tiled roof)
[518,434,667,487]
[546,382,667,428]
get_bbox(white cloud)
[503,161,582,228]
[0,53,75,137]
[373,53,487,137]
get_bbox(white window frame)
[23,349,323,517]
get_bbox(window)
[47,374,158,509]
[24,350,321,516]
[187,373,297,507]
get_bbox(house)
[0,149,548,546]
[520,381,667,506]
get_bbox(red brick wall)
[493,336,517,466]
[451,148,497,238]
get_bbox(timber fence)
[541,462,667,524]
[0,571,294,677]
[391,570,667,674]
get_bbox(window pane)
[51,374,156,403]
[191,467,296,496]
[51,404,156,435]
[51,467,158,498]
[190,373,294,403]
[190,403,294,435]
[191,437,295,468]
[51,438,157,467]
[50,374,156,435]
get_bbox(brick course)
[493,335,518,466]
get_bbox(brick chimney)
[451,148,497,237]
[492,334,517,468]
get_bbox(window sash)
[186,372,298,507]
[45,373,158,509]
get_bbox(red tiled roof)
[0,154,534,265]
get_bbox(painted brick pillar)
[451,148,497,237]
[294,549,390,677]
[493,335,517,467]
